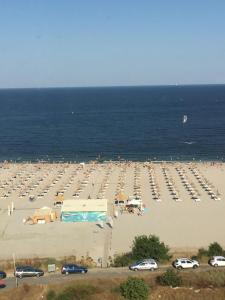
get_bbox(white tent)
[61,199,107,212]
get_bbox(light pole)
[12,253,18,287]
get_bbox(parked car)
[61,264,88,275]
[0,271,6,279]
[129,259,158,271]
[127,197,142,208]
[14,266,44,278]
[209,256,225,267]
[172,258,199,270]
[0,279,6,288]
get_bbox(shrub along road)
[2,264,213,290]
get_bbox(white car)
[172,258,199,270]
[209,256,225,267]
[129,259,158,271]
[127,197,142,207]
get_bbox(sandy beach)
[0,161,224,264]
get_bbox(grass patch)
[0,254,96,274]
[2,271,225,300]
[183,269,225,288]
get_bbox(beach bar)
[61,199,108,222]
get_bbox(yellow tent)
[115,192,127,201]
[31,207,57,224]
[55,192,64,201]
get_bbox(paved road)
[1,264,213,290]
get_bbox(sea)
[0,85,225,162]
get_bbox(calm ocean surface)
[0,85,225,162]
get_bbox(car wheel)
[193,265,198,269]
[0,284,6,289]
[177,266,182,270]
[133,268,138,271]
[214,264,218,268]
[19,274,23,279]
[81,270,85,274]
[150,268,155,272]
[36,273,40,277]
[66,271,69,275]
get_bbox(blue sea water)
[0,85,225,162]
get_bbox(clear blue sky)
[0,0,225,88]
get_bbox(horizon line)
[0,82,225,90]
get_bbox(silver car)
[129,259,158,271]
[14,266,44,278]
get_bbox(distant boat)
[183,115,187,123]
[182,141,195,145]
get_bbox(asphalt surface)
[0,264,214,291]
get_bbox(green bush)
[51,285,98,300]
[57,287,76,300]
[132,235,171,261]
[46,290,57,300]
[196,247,208,259]
[120,277,149,300]
[196,242,225,261]
[113,252,133,267]
[157,269,182,287]
[113,234,171,267]
[208,242,224,257]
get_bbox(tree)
[113,252,133,267]
[208,242,224,257]
[196,247,208,259]
[131,235,171,261]
[120,277,149,300]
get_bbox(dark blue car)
[0,271,6,279]
[61,264,88,275]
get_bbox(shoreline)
[0,159,224,164]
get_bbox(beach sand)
[0,161,224,263]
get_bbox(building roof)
[61,199,107,212]
[34,206,52,217]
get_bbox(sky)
[0,0,225,88]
